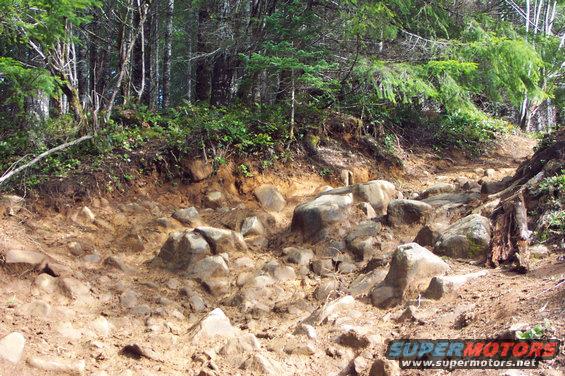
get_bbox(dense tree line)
[0,0,563,140]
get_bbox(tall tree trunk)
[162,0,174,108]
[210,53,234,105]
[195,6,211,102]
[142,6,153,105]
[149,1,160,109]
[132,2,146,102]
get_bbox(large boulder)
[195,226,247,254]
[291,193,353,241]
[387,200,433,227]
[319,180,397,216]
[254,185,286,212]
[157,230,211,270]
[371,243,449,307]
[345,221,382,261]
[353,180,397,215]
[434,214,491,259]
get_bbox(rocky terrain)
[0,133,563,376]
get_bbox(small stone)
[67,241,83,256]
[104,256,131,272]
[369,358,400,376]
[28,357,86,374]
[272,265,296,282]
[241,216,265,237]
[337,262,357,274]
[34,273,58,294]
[0,332,25,363]
[60,277,91,300]
[91,316,111,337]
[314,279,339,301]
[485,168,496,178]
[294,324,317,340]
[311,259,334,276]
[120,290,138,308]
[205,191,225,209]
[172,207,200,225]
[284,247,314,265]
[285,341,317,355]
[79,206,95,222]
[219,333,261,355]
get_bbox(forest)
[0,0,564,187]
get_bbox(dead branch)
[0,135,93,187]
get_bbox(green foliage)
[516,322,550,340]
[0,57,59,108]
[538,172,565,196]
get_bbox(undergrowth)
[0,102,513,192]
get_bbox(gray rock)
[27,356,86,375]
[423,270,488,299]
[485,168,496,178]
[413,223,448,247]
[337,262,357,274]
[371,243,449,307]
[4,248,46,266]
[294,324,317,339]
[340,169,354,186]
[383,243,450,293]
[0,332,25,363]
[283,247,314,265]
[481,177,512,194]
[172,207,200,225]
[284,342,317,355]
[219,333,261,355]
[271,265,296,282]
[345,221,382,261]
[241,216,265,237]
[291,193,353,241]
[189,308,236,343]
[205,191,225,209]
[33,273,58,294]
[240,353,283,375]
[353,180,397,215]
[418,183,456,199]
[387,200,433,227]
[188,255,229,281]
[120,289,138,308]
[157,230,211,270]
[314,279,339,301]
[60,277,91,300]
[434,214,491,258]
[254,185,286,212]
[358,202,377,219]
[369,358,400,376]
[311,259,334,276]
[195,226,247,254]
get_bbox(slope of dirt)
[1,132,563,376]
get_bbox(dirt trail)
[1,133,563,376]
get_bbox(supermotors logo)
[386,339,560,369]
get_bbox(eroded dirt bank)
[1,133,563,376]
